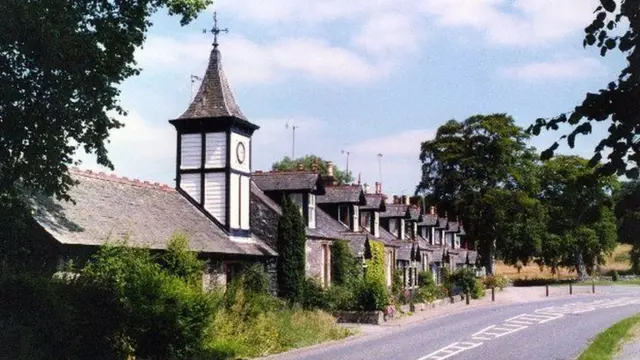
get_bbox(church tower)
[169,13,258,240]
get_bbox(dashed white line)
[416,297,640,360]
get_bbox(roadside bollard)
[592,280,596,294]
[570,282,573,295]
[466,291,470,305]
[546,285,549,297]
[491,287,495,302]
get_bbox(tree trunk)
[481,243,495,275]
[575,251,588,280]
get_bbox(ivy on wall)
[365,240,386,287]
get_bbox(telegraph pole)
[377,153,383,184]
[285,123,299,158]
[341,150,351,176]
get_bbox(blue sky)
[77,0,626,197]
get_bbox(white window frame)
[308,194,316,229]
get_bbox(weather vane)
[203,11,228,48]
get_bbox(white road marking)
[416,296,640,360]
[418,341,483,360]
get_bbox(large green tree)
[529,0,640,179]
[276,195,307,303]
[272,155,354,185]
[416,114,543,274]
[0,0,211,201]
[537,156,619,278]
[614,180,640,271]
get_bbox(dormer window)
[289,193,304,216]
[454,237,460,249]
[338,204,351,228]
[308,194,316,229]
[389,218,397,236]
[360,211,371,231]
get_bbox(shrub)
[160,233,206,286]
[277,195,307,303]
[352,278,389,311]
[301,278,327,310]
[331,239,360,286]
[482,274,508,291]
[391,269,404,297]
[418,270,436,288]
[471,279,485,299]
[612,270,620,281]
[324,285,355,311]
[243,263,271,295]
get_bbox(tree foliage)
[528,0,640,179]
[614,181,640,271]
[416,114,542,273]
[0,0,211,200]
[272,155,354,185]
[537,156,619,278]
[276,195,307,303]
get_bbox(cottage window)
[308,194,316,229]
[289,193,304,216]
[360,211,371,231]
[388,218,397,236]
[399,219,405,239]
[454,237,460,249]
[338,205,351,228]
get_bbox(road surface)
[264,286,640,360]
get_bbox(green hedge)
[277,195,307,303]
[331,239,360,286]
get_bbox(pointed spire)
[179,12,246,121]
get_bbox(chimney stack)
[429,206,435,215]
[403,195,410,206]
[393,195,399,204]
[375,182,381,194]
[364,183,370,194]
[296,163,305,171]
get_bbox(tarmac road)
[264,286,640,360]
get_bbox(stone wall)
[250,193,280,251]
[306,239,323,280]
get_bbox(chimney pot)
[429,206,435,215]
[364,183,370,194]
[296,163,305,171]
[403,195,410,205]
[393,195,399,204]
[326,161,334,177]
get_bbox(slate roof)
[31,169,276,257]
[395,241,415,261]
[361,194,386,211]
[380,204,408,218]
[307,208,348,240]
[417,214,438,227]
[252,171,323,193]
[179,48,247,120]
[316,185,365,205]
[436,217,448,229]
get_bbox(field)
[495,244,634,280]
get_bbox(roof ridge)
[69,167,175,193]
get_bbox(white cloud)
[421,0,599,46]
[74,110,175,184]
[135,34,386,85]
[215,0,420,24]
[502,56,606,81]
[353,13,422,57]
[350,129,435,156]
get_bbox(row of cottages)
[23,34,476,292]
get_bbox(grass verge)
[578,313,640,360]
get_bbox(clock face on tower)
[236,141,246,164]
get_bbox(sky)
[76,0,627,197]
